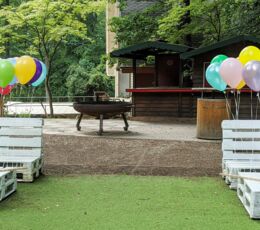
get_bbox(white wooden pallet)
[225,161,260,189]
[0,156,42,182]
[0,171,17,201]
[237,172,260,219]
[0,118,43,182]
[222,120,260,171]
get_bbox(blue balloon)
[206,63,227,91]
[7,58,17,86]
[32,61,47,87]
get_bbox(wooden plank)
[0,148,41,157]
[223,130,260,138]
[222,120,260,129]
[0,127,42,136]
[222,139,260,151]
[0,137,41,147]
[0,118,43,127]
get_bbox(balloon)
[219,58,243,88]
[239,46,260,65]
[236,80,246,90]
[0,85,13,96]
[242,61,260,92]
[0,59,15,88]
[206,63,227,91]
[29,59,42,84]
[15,56,36,85]
[7,57,18,86]
[210,54,228,64]
[32,61,47,87]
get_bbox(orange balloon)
[15,56,36,85]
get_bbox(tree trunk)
[0,96,4,117]
[45,73,54,117]
[44,57,54,117]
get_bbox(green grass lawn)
[0,175,259,230]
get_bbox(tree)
[109,1,167,47]
[0,0,104,116]
[158,0,260,46]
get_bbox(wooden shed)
[181,35,260,88]
[111,36,260,118]
[111,41,196,117]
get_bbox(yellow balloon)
[15,56,36,85]
[239,46,260,65]
[236,80,246,90]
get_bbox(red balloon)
[0,85,13,95]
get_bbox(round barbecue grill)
[73,101,133,135]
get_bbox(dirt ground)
[43,134,222,177]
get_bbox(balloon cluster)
[0,56,47,96]
[206,46,260,92]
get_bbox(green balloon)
[210,54,228,64]
[0,60,15,88]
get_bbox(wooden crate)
[237,172,260,219]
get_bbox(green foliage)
[0,0,112,115]
[109,2,167,47]
[159,0,260,45]
[66,63,114,97]
[110,0,260,48]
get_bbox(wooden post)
[132,58,137,88]
[132,58,137,116]
[0,95,4,117]
[155,55,159,87]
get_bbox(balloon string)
[237,90,241,119]
[251,91,253,119]
[256,93,260,120]
[224,92,234,120]
[233,91,238,120]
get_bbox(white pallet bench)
[0,156,42,182]
[0,118,43,182]
[222,120,260,172]
[225,161,260,189]
[237,172,260,219]
[0,171,17,201]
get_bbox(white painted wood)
[222,120,260,129]
[0,170,17,201]
[0,148,41,157]
[0,155,40,162]
[223,130,260,139]
[223,152,260,160]
[0,118,44,182]
[0,127,42,136]
[225,162,260,189]
[222,120,260,173]
[0,118,43,127]
[222,140,260,151]
[0,137,41,148]
[237,172,260,219]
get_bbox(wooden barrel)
[197,98,230,140]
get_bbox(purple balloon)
[243,61,260,92]
[29,59,42,84]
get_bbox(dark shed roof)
[110,41,192,59]
[181,35,260,59]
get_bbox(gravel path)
[43,133,221,177]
